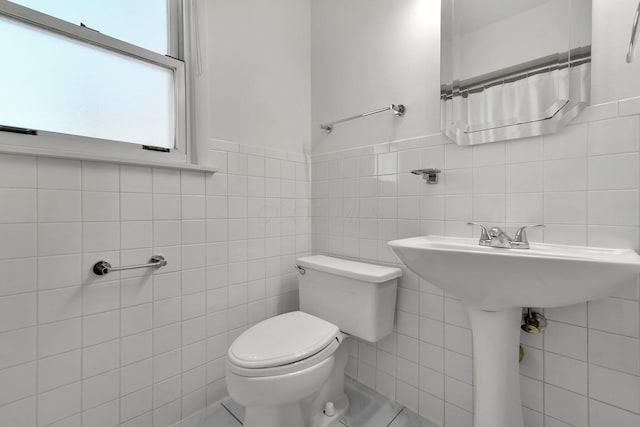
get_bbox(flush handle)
[295,264,306,275]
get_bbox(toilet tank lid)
[296,255,402,283]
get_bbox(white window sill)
[0,144,217,173]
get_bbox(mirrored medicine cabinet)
[441,0,593,146]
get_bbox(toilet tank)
[296,255,402,342]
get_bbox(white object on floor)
[325,401,336,416]
[224,255,401,427]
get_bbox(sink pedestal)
[467,307,524,427]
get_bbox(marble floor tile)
[174,377,433,427]
[340,378,404,427]
[387,408,440,427]
[221,398,245,424]
[175,403,241,427]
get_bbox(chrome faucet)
[488,226,513,248]
[467,223,544,249]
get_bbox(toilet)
[225,255,402,427]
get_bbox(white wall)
[309,0,640,146]
[0,149,310,427]
[310,1,640,426]
[454,1,577,80]
[592,0,640,103]
[311,0,440,154]
[312,0,635,156]
[202,0,311,154]
[0,2,314,425]
[311,102,640,427]
[1,1,640,426]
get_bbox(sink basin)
[388,235,640,311]
[388,235,640,427]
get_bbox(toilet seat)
[227,311,343,377]
[227,336,342,377]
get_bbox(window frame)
[0,0,193,167]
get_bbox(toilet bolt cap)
[324,402,335,417]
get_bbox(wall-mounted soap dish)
[411,168,441,184]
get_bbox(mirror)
[441,0,592,146]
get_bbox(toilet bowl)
[225,255,402,427]
[226,311,348,427]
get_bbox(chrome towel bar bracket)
[411,168,441,184]
[93,255,167,276]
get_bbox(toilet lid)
[228,311,340,369]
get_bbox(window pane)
[9,0,168,54]
[0,15,174,149]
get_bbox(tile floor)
[174,378,437,427]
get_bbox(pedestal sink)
[388,235,640,427]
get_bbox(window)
[9,0,171,54]
[0,0,189,164]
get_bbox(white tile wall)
[0,142,310,427]
[311,100,640,427]
[1,102,639,427]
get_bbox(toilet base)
[244,403,305,427]
[244,393,348,427]
[241,339,350,427]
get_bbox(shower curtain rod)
[441,46,591,99]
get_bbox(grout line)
[178,169,185,420]
[34,157,40,427]
[386,406,405,427]
[114,165,122,426]
[440,265,447,423]
[203,169,212,406]
[151,168,158,414]
[586,295,591,426]
[540,126,548,427]
[220,402,243,425]
[79,160,86,422]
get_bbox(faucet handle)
[512,224,545,247]
[467,222,491,244]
